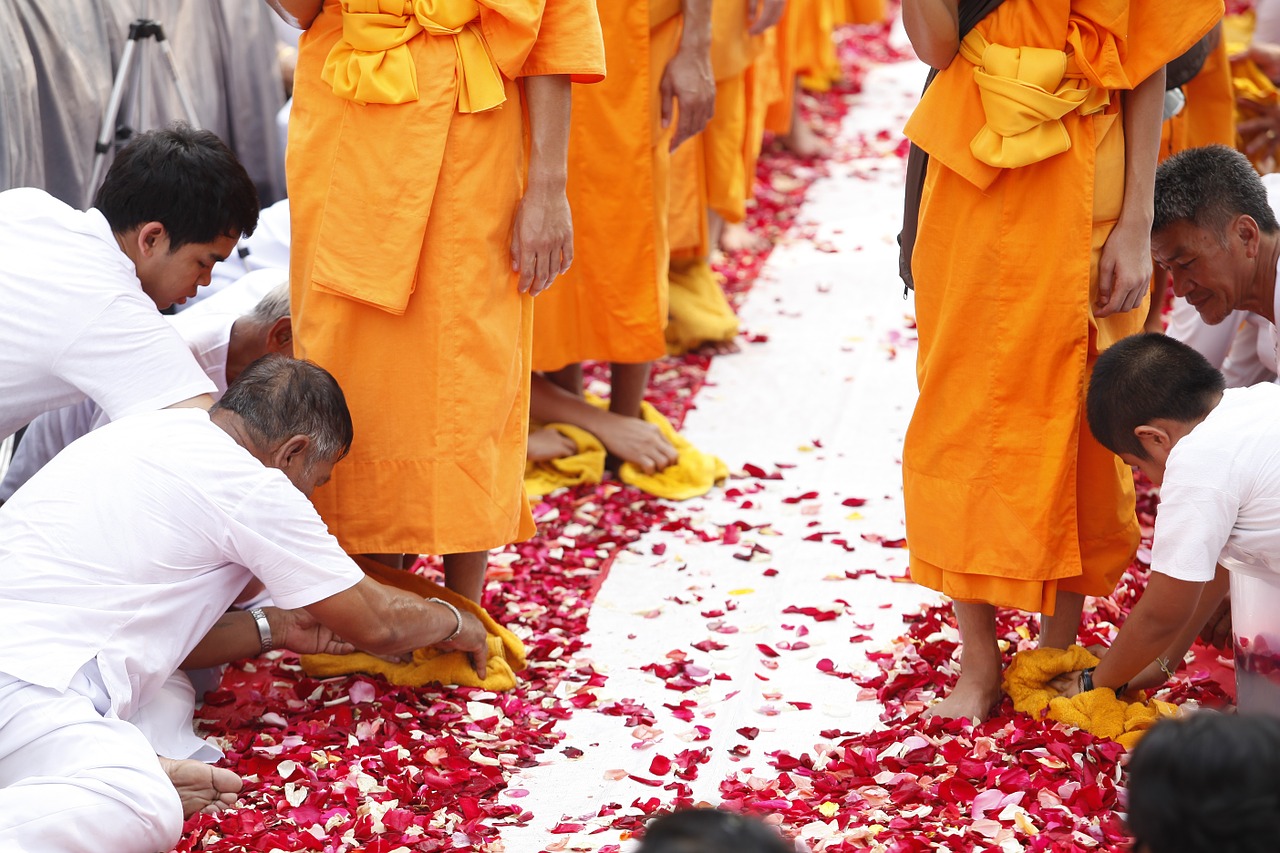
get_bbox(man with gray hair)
[0,273,292,503]
[0,355,490,853]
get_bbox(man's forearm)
[524,75,572,192]
[680,0,713,51]
[265,0,324,29]
[902,0,960,70]
[1093,573,1204,690]
[182,609,276,670]
[1118,65,1164,230]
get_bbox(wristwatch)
[250,607,274,654]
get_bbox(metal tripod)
[85,15,201,207]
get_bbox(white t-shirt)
[0,188,216,438]
[1150,384,1280,583]
[0,408,363,720]
[0,311,237,502]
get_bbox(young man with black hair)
[0,123,260,442]
[1057,333,1278,698]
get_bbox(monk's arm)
[663,0,716,150]
[264,0,324,29]
[304,576,490,677]
[902,0,959,69]
[1095,65,1165,318]
[180,606,354,669]
[513,75,573,297]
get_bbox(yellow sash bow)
[960,30,1111,170]
[321,0,507,111]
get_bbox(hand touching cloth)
[524,422,607,499]
[1003,645,1178,750]
[302,557,527,691]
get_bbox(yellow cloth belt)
[1003,645,1178,751]
[302,557,527,691]
[525,396,729,501]
[322,0,507,111]
[960,30,1110,170]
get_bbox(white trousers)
[0,672,183,853]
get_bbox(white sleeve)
[53,296,216,422]
[1149,482,1239,583]
[225,477,365,609]
[0,400,101,500]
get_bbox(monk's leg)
[443,550,488,604]
[609,361,652,419]
[779,81,826,159]
[364,553,410,570]
[157,756,242,818]
[544,363,584,397]
[1039,590,1086,649]
[924,601,1003,723]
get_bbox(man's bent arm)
[265,0,324,29]
[902,0,959,70]
[181,607,355,669]
[1091,572,1206,691]
[1128,564,1231,690]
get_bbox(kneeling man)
[0,356,489,852]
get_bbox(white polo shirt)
[0,188,216,439]
[0,408,363,720]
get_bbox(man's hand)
[1049,669,1085,699]
[1199,595,1233,651]
[272,608,357,656]
[511,187,573,296]
[748,0,785,34]
[661,44,716,151]
[439,610,490,680]
[1095,218,1153,317]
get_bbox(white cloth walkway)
[501,56,939,852]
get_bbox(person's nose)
[1168,270,1192,297]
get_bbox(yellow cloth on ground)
[524,423,606,498]
[302,558,527,691]
[1004,646,1179,750]
[666,258,740,355]
[322,0,506,110]
[524,396,728,500]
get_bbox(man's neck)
[1254,231,1280,324]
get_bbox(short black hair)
[1127,713,1280,853]
[636,810,791,853]
[212,354,353,463]
[94,123,259,249]
[1086,333,1224,459]
[1153,145,1280,238]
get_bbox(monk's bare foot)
[159,756,243,818]
[597,414,678,474]
[719,221,770,254]
[780,118,829,159]
[527,427,578,462]
[693,338,741,357]
[923,671,1003,724]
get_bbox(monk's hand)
[748,0,785,34]
[511,184,573,297]
[272,607,357,656]
[1095,218,1152,317]
[439,610,490,680]
[1238,105,1280,159]
[661,42,716,151]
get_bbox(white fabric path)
[501,55,939,853]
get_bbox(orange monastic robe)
[531,1,683,372]
[1160,34,1235,160]
[289,0,604,555]
[903,1,1222,614]
[839,0,887,26]
[764,0,840,134]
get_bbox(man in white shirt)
[0,123,260,442]
[1151,146,1280,376]
[0,273,291,503]
[1057,334,1274,698]
[0,356,491,853]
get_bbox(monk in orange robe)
[766,0,839,156]
[275,0,604,602]
[902,0,1222,721]
[531,0,715,470]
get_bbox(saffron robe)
[764,0,840,134]
[289,0,605,555]
[903,0,1222,614]
[530,2,683,372]
[1160,34,1235,159]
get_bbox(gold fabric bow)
[322,0,506,111]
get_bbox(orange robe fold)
[765,0,840,134]
[289,0,604,555]
[903,0,1222,614]
[1159,34,1235,160]
[531,3,681,371]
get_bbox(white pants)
[0,671,183,853]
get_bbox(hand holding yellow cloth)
[302,557,526,691]
[1003,645,1179,750]
[524,423,607,499]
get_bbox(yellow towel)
[665,259,740,356]
[1003,645,1179,750]
[524,396,728,501]
[302,557,526,691]
[1225,12,1280,173]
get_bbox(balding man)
[0,356,490,853]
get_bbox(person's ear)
[267,317,293,355]
[274,434,311,471]
[136,221,168,257]
[1134,424,1173,457]
[1236,214,1262,259]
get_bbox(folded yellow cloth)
[302,557,526,691]
[524,397,728,501]
[525,423,607,499]
[1003,645,1179,750]
[665,259,740,357]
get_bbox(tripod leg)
[155,39,201,129]
[86,39,139,207]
